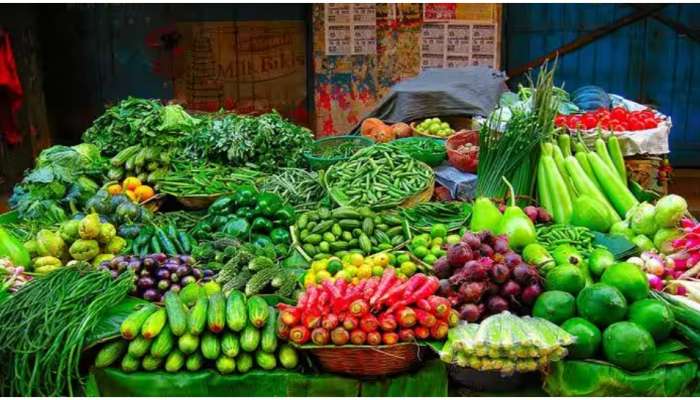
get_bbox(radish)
[395,306,417,328]
[360,315,379,333]
[331,327,350,345]
[321,313,340,330]
[342,315,358,331]
[379,313,397,332]
[414,325,430,339]
[350,329,367,345]
[382,332,399,345]
[311,327,330,345]
[415,309,437,327]
[366,331,382,346]
[289,325,310,344]
[399,328,415,342]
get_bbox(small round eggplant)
[142,257,155,268]
[169,284,181,293]
[203,269,215,278]
[181,275,196,286]
[157,279,170,291]
[165,262,180,273]
[143,289,160,301]
[137,276,155,289]
[152,253,167,263]
[155,268,171,280]
[139,269,151,277]
[191,268,202,279]
[180,255,195,265]
[170,273,180,283]
[175,265,190,278]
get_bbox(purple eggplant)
[164,262,179,273]
[156,269,171,280]
[167,256,181,265]
[180,255,195,265]
[170,273,180,283]
[169,284,181,293]
[203,269,215,278]
[152,253,167,263]
[142,257,155,268]
[137,276,155,289]
[181,276,196,286]
[157,279,170,291]
[127,260,140,270]
[175,265,190,278]
[139,269,151,277]
[143,289,160,301]
[191,268,202,279]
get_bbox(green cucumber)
[188,293,208,335]
[95,341,127,368]
[216,355,236,374]
[142,354,162,371]
[164,291,188,336]
[247,296,270,328]
[240,324,261,352]
[260,307,278,353]
[226,290,248,332]
[236,352,254,373]
[255,350,277,370]
[120,303,158,340]
[207,292,226,333]
[186,352,204,371]
[121,354,140,372]
[178,333,200,355]
[150,325,174,358]
[278,344,299,369]
[127,335,152,358]
[165,350,185,372]
[179,283,201,307]
[141,308,167,340]
[221,332,240,358]
[201,331,221,360]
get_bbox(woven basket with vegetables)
[324,144,434,210]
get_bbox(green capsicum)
[256,192,282,217]
[251,217,273,233]
[211,215,230,229]
[274,205,297,226]
[252,234,273,248]
[235,207,254,220]
[222,218,250,238]
[269,227,290,244]
[209,195,235,214]
[233,185,257,208]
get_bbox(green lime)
[601,262,650,303]
[576,283,628,328]
[412,237,430,249]
[413,246,429,259]
[446,234,461,245]
[315,270,332,283]
[602,321,656,371]
[545,263,586,296]
[372,265,384,277]
[335,270,348,281]
[628,299,675,341]
[423,254,438,265]
[387,253,397,266]
[327,259,343,274]
[431,237,444,247]
[431,224,448,239]
[400,261,417,276]
[532,290,576,325]
[430,245,444,256]
[396,254,411,264]
[561,317,602,359]
[344,265,358,278]
[588,248,615,277]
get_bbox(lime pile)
[407,224,459,266]
[415,117,455,138]
[303,251,419,287]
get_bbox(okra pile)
[325,144,433,209]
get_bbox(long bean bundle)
[155,160,266,196]
[260,168,326,212]
[0,265,133,396]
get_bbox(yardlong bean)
[325,144,433,209]
[155,160,266,196]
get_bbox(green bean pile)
[0,265,133,396]
[311,140,365,159]
[536,224,597,256]
[155,160,266,196]
[402,202,472,232]
[325,144,433,209]
[260,168,327,212]
[389,137,444,155]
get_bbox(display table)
[85,359,448,397]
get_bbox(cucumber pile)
[293,206,410,260]
[95,286,299,374]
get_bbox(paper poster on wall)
[421,21,498,70]
[174,21,307,122]
[325,3,377,55]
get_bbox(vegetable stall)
[1,62,699,397]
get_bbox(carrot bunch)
[277,268,457,346]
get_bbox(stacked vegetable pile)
[10,144,105,224]
[440,312,574,374]
[434,231,543,322]
[279,269,455,346]
[98,254,213,302]
[95,289,299,374]
[107,145,172,185]
[293,206,409,260]
[24,213,126,273]
[324,145,433,209]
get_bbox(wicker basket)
[175,194,223,210]
[139,194,165,213]
[304,135,375,171]
[304,343,423,377]
[446,130,479,173]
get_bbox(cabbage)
[629,202,658,236]
[159,104,198,132]
[653,227,683,254]
[654,194,687,228]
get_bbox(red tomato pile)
[554,107,661,132]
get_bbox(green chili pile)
[536,224,596,256]
[0,265,133,396]
[324,144,433,209]
[402,202,472,232]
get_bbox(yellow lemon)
[315,270,332,283]
[335,270,349,281]
[345,265,358,278]
[374,253,390,267]
[351,277,360,285]
[357,265,373,279]
[349,253,364,267]
[372,265,384,277]
[304,272,316,287]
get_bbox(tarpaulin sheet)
[348,66,507,133]
[85,359,448,397]
[543,359,697,396]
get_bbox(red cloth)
[0,30,23,145]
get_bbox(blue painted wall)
[505,4,700,167]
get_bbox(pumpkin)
[361,118,395,143]
[391,122,412,138]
